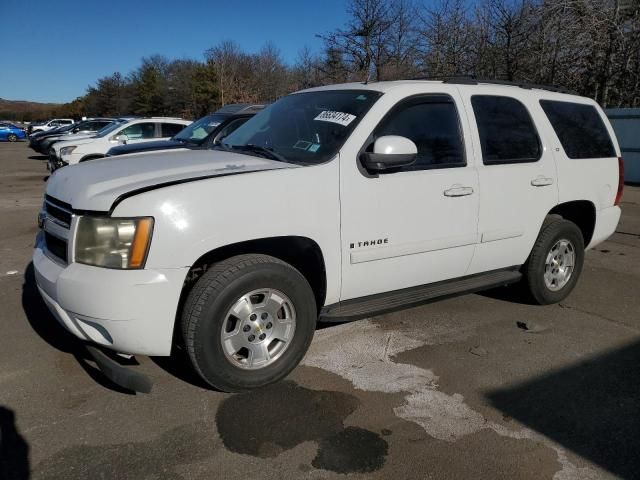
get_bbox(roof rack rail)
[409,75,576,95]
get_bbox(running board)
[320,269,522,322]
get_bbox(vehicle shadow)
[477,282,537,305]
[0,406,30,480]
[27,155,47,161]
[150,348,212,390]
[486,340,640,479]
[21,262,135,394]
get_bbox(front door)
[339,90,480,301]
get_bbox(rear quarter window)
[539,100,615,159]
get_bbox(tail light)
[614,156,624,206]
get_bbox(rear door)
[459,88,559,274]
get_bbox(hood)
[108,139,183,156]
[53,135,96,150]
[46,149,298,212]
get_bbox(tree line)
[12,0,640,121]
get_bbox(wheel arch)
[179,235,328,317]
[548,200,596,246]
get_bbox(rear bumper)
[33,238,189,356]
[587,206,621,249]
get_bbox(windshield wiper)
[228,144,288,163]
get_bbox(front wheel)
[7,134,17,142]
[522,218,585,305]
[181,254,317,392]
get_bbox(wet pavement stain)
[312,426,389,474]
[216,381,388,473]
[32,423,214,480]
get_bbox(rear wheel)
[7,134,17,142]
[181,254,317,392]
[522,218,584,305]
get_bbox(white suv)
[50,117,191,170]
[30,118,74,134]
[34,80,623,392]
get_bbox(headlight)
[75,216,154,269]
[60,146,76,156]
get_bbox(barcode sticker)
[314,111,357,126]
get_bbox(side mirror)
[361,135,418,172]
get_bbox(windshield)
[57,123,78,133]
[174,114,228,145]
[95,121,122,137]
[222,90,381,165]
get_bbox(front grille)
[44,232,68,263]
[44,196,72,227]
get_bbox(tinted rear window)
[540,100,615,159]
[161,123,185,137]
[471,95,541,164]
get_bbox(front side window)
[120,122,155,139]
[472,95,541,164]
[212,118,249,145]
[222,90,382,165]
[174,114,228,145]
[369,95,465,171]
[540,100,615,159]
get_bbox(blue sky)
[0,0,349,103]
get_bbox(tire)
[181,254,317,392]
[522,217,585,305]
[7,134,17,142]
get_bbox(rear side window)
[539,100,615,159]
[471,95,541,164]
[371,95,466,171]
[161,123,185,137]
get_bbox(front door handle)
[444,185,474,197]
[531,176,554,187]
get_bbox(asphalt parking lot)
[0,141,639,480]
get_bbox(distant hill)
[0,98,63,121]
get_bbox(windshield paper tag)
[314,111,356,126]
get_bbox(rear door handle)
[444,185,474,197]
[531,176,554,187]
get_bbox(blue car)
[0,122,27,142]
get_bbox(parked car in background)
[31,118,116,154]
[0,122,27,142]
[34,79,622,392]
[106,104,264,157]
[29,118,74,134]
[49,117,191,170]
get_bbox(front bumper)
[33,236,189,357]
[48,151,67,172]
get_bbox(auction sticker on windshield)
[314,111,356,126]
